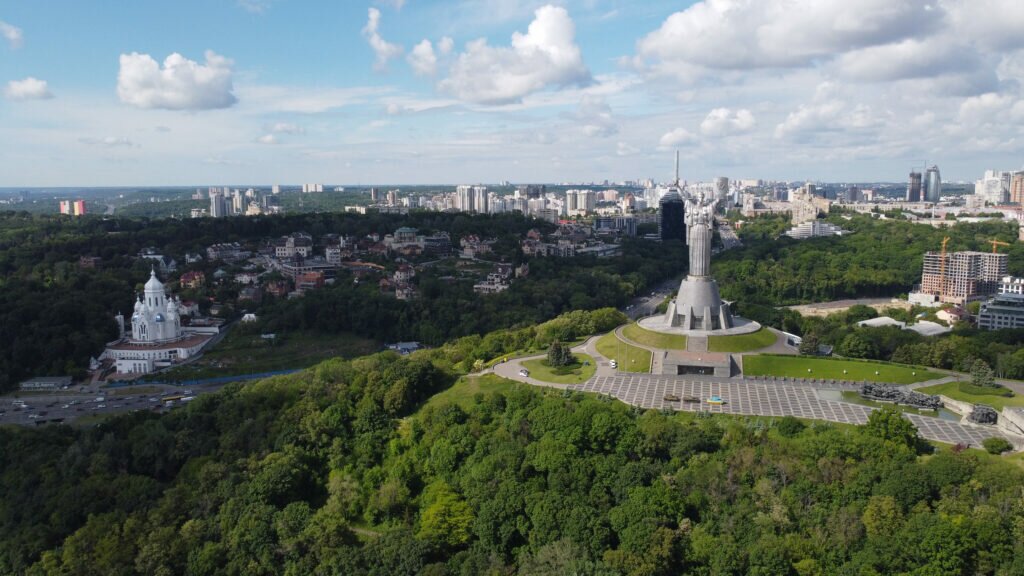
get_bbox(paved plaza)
[569,373,1010,449]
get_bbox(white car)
[610,360,618,369]
[519,369,530,377]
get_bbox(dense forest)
[717,213,1023,305]
[2,314,1022,575]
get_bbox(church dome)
[144,269,164,292]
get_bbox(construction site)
[913,237,1010,305]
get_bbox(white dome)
[144,269,164,292]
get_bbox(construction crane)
[939,237,950,299]
[989,239,1011,253]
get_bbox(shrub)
[982,437,1013,455]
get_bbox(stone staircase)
[688,336,708,353]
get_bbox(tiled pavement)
[570,374,1011,449]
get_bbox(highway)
[0,384,223,427]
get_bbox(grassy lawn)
[521,353,596,384]
[743,354,941,384]
[707,328,777,352]
[418,373,525,413]
[916,381,1024,411]
[622,323,687,349]
[156,329,378,382]
[595,332,652,373]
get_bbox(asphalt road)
[0,383,226,426]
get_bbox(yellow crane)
[989,239,1011,253]
[939,237,950,299]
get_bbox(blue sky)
[2,0,1024,186]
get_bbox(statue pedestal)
[639,275,761,336]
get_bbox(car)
[683,396,700,403]
[518,369,530,377]
[610,360,618,368]
[663,394,680,402]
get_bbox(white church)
[102,269,214,375]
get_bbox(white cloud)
[638,0,940,71]
[255,134,278,144]
[616,141,639,156]
[376,0,406,9]
[439,5,590,104]
[700,108,755,136]
[267,122,303,134]
[0,20,22,49]
[945,0,1024,51]
[957,92,1015,125]
[438,36,454,56]
[79,136,135,147]
[659,127,697,147]
[117,50,237,110]
[363,8,403,71]
[835,38,992,92]
[774,84,881,140]
[239,85,393,114]
[408,40,438,76]
[574,95,617,137]
[4,77,53,100]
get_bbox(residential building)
[179,271,206,289]
[296,271,325,292]
[1011,172,1024,204]
[274,233,313,259]
[920,250,1008,304]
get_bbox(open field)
[595,332,651,373]
[418,373,525,413]
[707,328,777,352]
[156,330,379,382]
[743,354,941,384]
[917,381,1024,411]
[521,353,596,384]
[622,323,687,349]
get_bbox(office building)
[210,193,229,218]
[975,170,1010,205]
[906,171,922,202]
[923,165,941,203]
[978,277,1024,330]
[659,190,686,241]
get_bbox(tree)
[416,483,474,548]
[547,341,574,367]
[970,358,997,388]
[982,437,1013,455]
[838,332,878,359]
[775,416,805,438]
[799,333,821,356]
[863,406,918,447]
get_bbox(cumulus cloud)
[700,108,755,136]
[0,20,22,49]
[408,40,439,76]
[363,8,402,71]
[255,134,278,145]
[5,77,53,100]
[638,0,940,71]
[574,95,617,137]
[439,5,590,104]
[117,50,237,110]
[958,92,1015,125]
[659,127,698,147]
[774,84,880,140]
[945,0,1024,51]
[79,136,135,147]
[836,38,989,85]
[616,142,639,156]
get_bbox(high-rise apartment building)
[1010,172,1024,204]
[210,192,229,218]
[473,186,488,214]
[920,250,1007,304]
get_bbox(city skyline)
[2,0,1024,186]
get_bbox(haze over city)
[3,0,1024,186]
